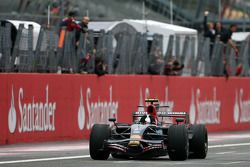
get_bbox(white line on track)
[235,152,250,155]
[208,133,250,142]
[215,151,235,155]
[219,161,245,165]
[208,142,250,148]
[1,142,250,165]
[0,155,90,165]
[0,145,89,152]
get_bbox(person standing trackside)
[75,16,90,74]
[220,24,242,77]
[75,16,90,44]
[215,22,224,39]
[79,16,90,33]
[220,24,239,54]
[59,11,82,32]
[203,11,216,59]
[203,11,216,43]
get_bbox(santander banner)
[0,74,250,144]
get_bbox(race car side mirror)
[109,118,116,122]
[109,118,117,128]
[176,118,184,124]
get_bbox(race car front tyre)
[189,124,208,159]
[89,124,110,160]
[168,125,189,160]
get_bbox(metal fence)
[0,23,249,76]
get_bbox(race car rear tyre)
[189,124,208,159]
[168,124,189,160]
[89,124,110,160]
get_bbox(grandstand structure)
[0,18,249,76]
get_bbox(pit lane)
[1,131,250,167]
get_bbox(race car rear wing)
[158,111,188,118]
[145,98,159,103]
[137,105,169,108]
[133,111,189,124]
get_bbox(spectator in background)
[215,22,224,39]
[59,11,82,32]
[77,16,91,74]
[220,24,239,54]
[75,16,90,44]
[164,58,184,76]
[148,47,164,74]
[50,0,60,15]
[95,56,108,76]
[79,52,92,74]
[220,24,241,77]
[148,56,164,75]
[79,16,90,33]
[203,11,216,43]
[203,11,216,59]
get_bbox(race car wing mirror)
[176,118,184,124]
[109,118,116,122]
[109,118,117,128]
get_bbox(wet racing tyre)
[89,124,110,160]
[189,124,208,159]
[168,124,189,160]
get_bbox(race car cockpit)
[140,100,159,124]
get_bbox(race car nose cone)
[127,140,143,155]
[128,140,140,147]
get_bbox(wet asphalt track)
[1,131,250,167]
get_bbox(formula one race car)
[89,98,208,160]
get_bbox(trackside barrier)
[1,21,249,76]
[1,74,250,145]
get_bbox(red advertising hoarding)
[0,74,250,144]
